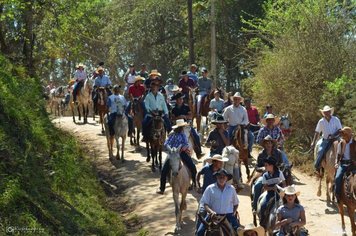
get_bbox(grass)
[0,55,126,235]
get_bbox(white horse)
[104,103,128,161]
[183,125,196,158]
[167,145,190,232]
[222,145,242,187]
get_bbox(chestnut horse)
[338,173,356,236]
[70,78,92,124]
[231,125,250,181]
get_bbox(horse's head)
[167,145,181,177]
[198,213,228,236]
[132,97,142,115]
[222,146,239,166]
[280,114,291,129]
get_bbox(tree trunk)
[22,1,36,77]
[187,0,195,64]
[210,0,217,87]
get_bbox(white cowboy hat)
[172,119,189,129]
[205,154,229,163]
[149,69,161,77]
[171,85,182,92]
[231,92,244,102]
[262,135,277,146]
[319,105,334,116]
[280,185,300,198]
[76,63,85,68]
[261,114,281,126]
[134,76,145,82]
[237,224,265,236]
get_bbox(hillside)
[0,56,125,235]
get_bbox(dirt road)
[53,116,353,236]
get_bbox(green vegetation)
[0,55,125,234]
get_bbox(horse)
[188,87,197,126]
[337,173,356,236]
[146,111,165,172]
[70,78,92,124]
[222,145,241,186]
[49,86,68,116]
[166,145,190,232]
[231,125,250,181]
[95,87,108,134]
[197,213,235,236]
[183,124,196,158]
[103,111,128,161]
[314,138,338,203]
[130,97,144,146]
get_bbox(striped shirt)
[315,116,342,139]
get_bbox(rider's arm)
[204,204,216,215]
[311,132,320,147]
[275,212,293,228]
[290,209,306,228]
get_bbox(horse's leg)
[159,146,162,171]
[338,201,346,234]
[85,104,88,123]
[245,156,250,180]
[347,206,356,236]
[108,135,114,158]
[71,103,76,123]
[317,169,322,197]
[196,116,201,132]
[146,142,150,163]
[115,135,120,160]
[121,137,125,162]
[77,104,81,121]
[326,173,331,203]
[151,145,156,172]
[173,191,181,231]
[137,128,140,147]
[180,190,187,225]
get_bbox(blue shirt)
[164,132,189,150]
[200,183,239,214]
[144,92,169,115]
[94,75,112,88]
[209,98,225,112]
[107,94,127,115]
[257,126,284,144]
[200,164,217,193]
[188,71,199,85]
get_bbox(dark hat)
[264,156,277,166]
[172,92,185,100]
[212,115,228,124]
[98,62,105,66]
[213,169,232,181]
[180,70,188,77]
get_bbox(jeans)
[314,139,333,170]
[142,114,172,138]
[108,112,117,136]
[159,152,197,192]
[228,125,254,153]
[334,164,349,198]
[252,176,263,211]
[196,213,240,236]
[195,204,206,233]
[190,127,202,154]
[72,81,83,101]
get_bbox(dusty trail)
[53,116,353,236]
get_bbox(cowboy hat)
[96,66,104,73]
[149,69,162,77]
[211,115,228,124]
[76,63,85,68]
[213,169,233,181]
[201,67,208,73]
[166,78,173,84]
[190,63,197,68]
[261,114,281,126]
[171,85,182,92]
[320,105,334,116]
[280,185,300,198]
[262,135,277,146]
[171,93,185,100]
[134,76,145,83]
[237,224,265,236]
[113,84,121,91]
[231,92,244,101]
[213,90,220,95]
[209,154,229,163]
[172,119,189,129]
[129,63,135,67]
[340,126,353,138]
[150,79,162,86]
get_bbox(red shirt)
[247,106,259,124]
[129,84,145,97]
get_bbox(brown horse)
[146,112,166,172]
[130,97,144,146]
[70,78,92,124]
[338,173,356,236]
[314,139,337,203]
[197,214,235,236]
[232,125,250,181]
[95,87,108,134]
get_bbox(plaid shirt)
[257,126,284,144]
[164,132,189,150]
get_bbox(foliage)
[0,55,125,235]
[246,0,356,139]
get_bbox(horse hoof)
[121,159,125,163]
[101,130,105,134]
[151,166,156,172]
[317,190,321,197]
[146,157,150,163]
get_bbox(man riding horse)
[311,105,342,177]
[142,80,172,142]
[107,85,127,138]
[196,67,212,117]
[72,63,87,104]
[206,115,230,156]
[334,126,356,201]
[178,70,196,103]
[171,92,203,158]
[92,66,112,113]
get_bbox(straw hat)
[261,114,281,126]
[340,127,353,138]
[76,63,85,68]
[320,105,334,116]
[172,119,189,129]
[231,92,244,101]
[237,224,265,236]
[134,76,145,83]
[280,185,300,198]
[171,85,182,92]
[149,69,161,77]
[206,154,229,163]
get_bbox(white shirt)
[107,94,127,115]
[223,105,249,126]
[337,139,353,161]
[127,74,136,84]
[315,116,342,139]
[144,92,169,115]
[74,70,87,82]
[200,183,239,214]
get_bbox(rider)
[263,104,274,118]
[259,156,286,228]
[206,115,230,155]
[196,169,241,236]
[251,135,283,216]
[188,63,199,85]
[72,63,87,103]
[144,69,161,91]
[142,80,172,141]
[209,90,225,114]
[310,105,342,176]
[245,98,260,134]
[178,70,196,100]
[196,67,212,116]
[334,126,356,201]
[171,92,203,157]
[126,76,146,137]
[93,66,112,108]
[138,63,149,79]
[156,119,197,194]
[106,85,127,137]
